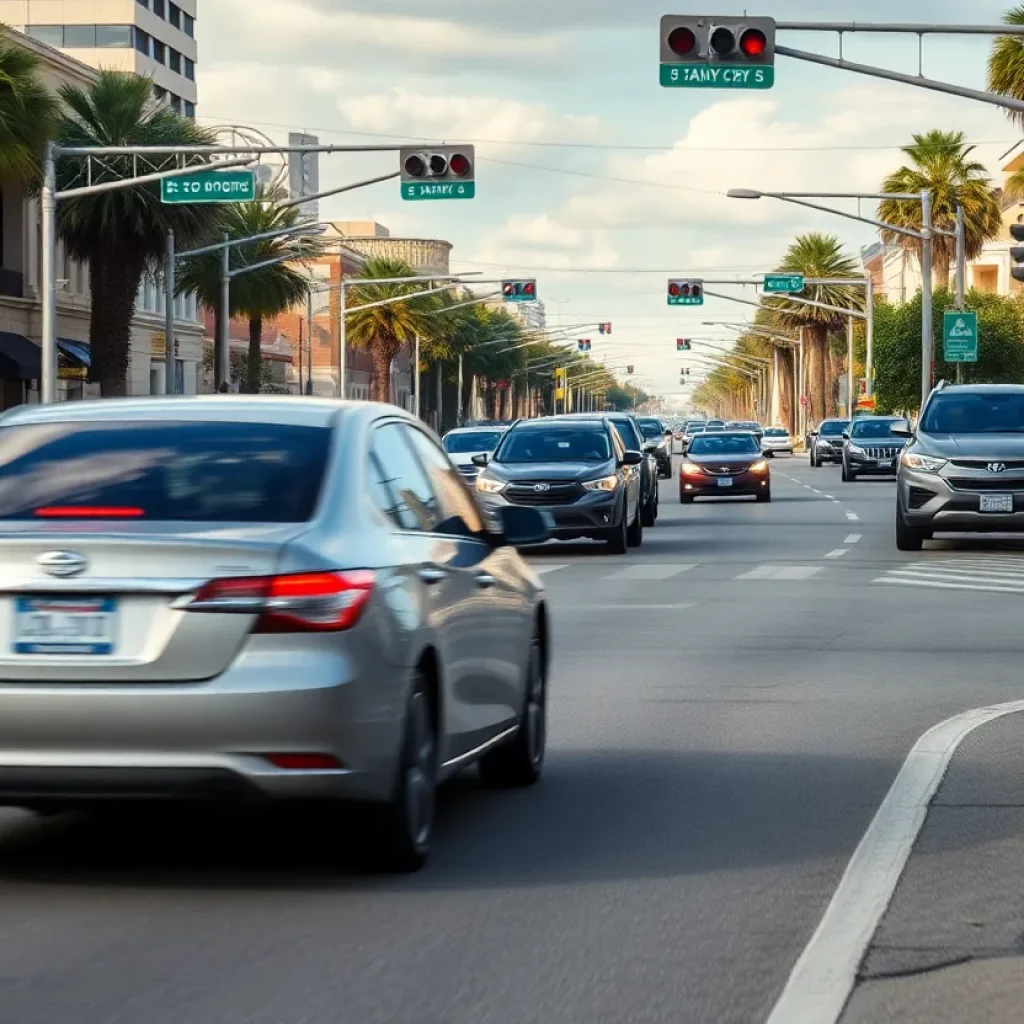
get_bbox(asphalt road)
[1,454,1023,1023]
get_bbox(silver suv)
[896,382,1024,551]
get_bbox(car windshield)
[688,432,761,456]
[443,431,503,454]
[635,419,664,440]
[610,422,639,451]
[0,420,331,522]
[921,393,1024,434]
[819,421,850,436]
[850,419,909,439]
[764,428,789,437]
[496,427,612,463]
[686,426,705,435]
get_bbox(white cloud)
[470,214,619,272]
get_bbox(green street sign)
[668,294,703,307]
[161,170,255,204]
[943,310,979,363]
[763,273,804,294]
[659,63,775,90]
[402,181,475,202]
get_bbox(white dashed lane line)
[846,511,860,521]
[824,549,849,559]
[844,534,862,545]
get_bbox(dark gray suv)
[896,383,1024,551]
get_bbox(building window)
[184,100,195,119]
[152,39,165,63]
[169,48,181,74]
[184,57,194,80]
[183,13,194,37]
[26,25,64,47]
[153,0,165,16]
[134,28,150,54]
[153,85,167,102]
[169,94,182,114]
[168,2,181,29]
[64,24,97,47]
[136,0,149,8]
[96,25,133,47]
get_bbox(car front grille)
[505,481,585,506]
[946,477,1024,492]
[858,446,902,460]
[701,464,751,476]
[950,460,1024,470]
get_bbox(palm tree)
[346,257,435,403]
[989,6,1024,123]
[0,27,60,185]
[54,71,216,396]
[878,130,1002,290]
[764,234,860,427]
[176,186,321,392]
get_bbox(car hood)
[486,460,617,482]
[920,434,1024,457]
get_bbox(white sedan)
[761,427,793,456]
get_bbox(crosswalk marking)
[604,563,696,581]
[736,565,823,581]
[873,556,1024,595]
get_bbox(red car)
[679,430,771,503]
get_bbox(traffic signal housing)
[668,280,703,307]
[598,322,612,334]
[677,339,692,351]
[502,279,538,303]
[578,339,592,353]
[400,145,475,201]
[627,365,634,375]
[660,16,776,90]
[1011,224,1024,283]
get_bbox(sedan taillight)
[183,571,375,633]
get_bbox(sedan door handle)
[474,572,497,588]
[417,566,447,584]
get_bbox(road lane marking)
[824,494,835,500]
[824,549,848,559]
[846,511,860,521]
[605,563,697,581]
[765,698,1024,1024]
[876,577,1024,595]
[844,535,861,544]
[735,565,823,580]
[532,564,569,575]
[561,602,696,611]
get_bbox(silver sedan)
[0,397,552,871]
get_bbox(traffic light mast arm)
[702,288,867,321]
[278,170,399,209]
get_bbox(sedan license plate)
[980,494,1013,514]
[877,460,892,468]
[717,477,734,488]
[13,597,117,655]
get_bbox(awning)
[0,331,41,380]
[57,339,91,381]
[58,339,91,366]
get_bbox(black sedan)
[679,431,771,503]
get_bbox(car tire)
[895,507,926,552]
[480,631,545,788]
[809,451,817,467]
[641,489,656,527]
[367,670,436,873]
[627,506,644,547]
[606,510,628,554]
[757,487,772,503]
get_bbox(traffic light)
[578,339,592,353]
[502,279,538,303]
[598,322,612,334]
[668,280,703,306]
[676,339,692,351]
[1011,224,1024,283]
[660,16,776,90]
[627,365,634,375]
[400,145,475,201]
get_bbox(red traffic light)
[404,154,425,177]
[739,29,767,56]
[668,282,681,297]
[523,281,536,296]
[667,26,696,56]
[449,153,471,177]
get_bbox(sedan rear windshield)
[688,433,761,456]
[0,420,331,522]
[443,431,503,453]
[635,418,664,439]
[496,428,612,463]
[818,421,850,436]
[921,393,1024,434]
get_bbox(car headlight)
[681,461,706,477]
[750,459,769,473]
[582,474,619,492]
[900,451,947,473]
[476,475,507,494]
[848,443,866,456]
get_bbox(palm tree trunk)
[805,325,827,426]
[371,338,399,403]
[213,303,224,391]
[778,348,794,433]
[246,315,262,394]
[89,255,144,398]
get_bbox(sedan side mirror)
[498,506,552,547]
[842,432,850,440]
[622,450,644,466]
[471,453,489,467]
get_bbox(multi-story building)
[0,0,198,117]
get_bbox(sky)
[197,1,1023,406]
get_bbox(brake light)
[34,506,144,518]
[185,571,374,632]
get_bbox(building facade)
[0,0,198,116]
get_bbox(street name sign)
[943,311,978,363]
[763,273,804,294]
[659,64,774,89]
[402,181,476,202]
[161,170,255,204]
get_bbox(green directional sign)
[659,64,774,90]
[161,169,255,204]
[402,181,475,202]
[763,273,804,294]
[943,310,979,363]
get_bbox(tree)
[990,7,1024,198]
[346,258,436,403]
[55,71,216,395]
[176,186,321,392]
[0,27,59,185]
[878,130,1002,289]
[763,234,860,427]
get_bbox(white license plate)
[717,477,734,488]
[14,597,117,655]
[877,460,892,468]
[980,494,1013,514]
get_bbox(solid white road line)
[824,549,849,559]
[876,577,1024,595]
[605,563,696,581]
[532,564,569,575]
[765,699,1024,1024]
[736,565,823,581]
[844,535,862,545]
[845,511,860,521]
